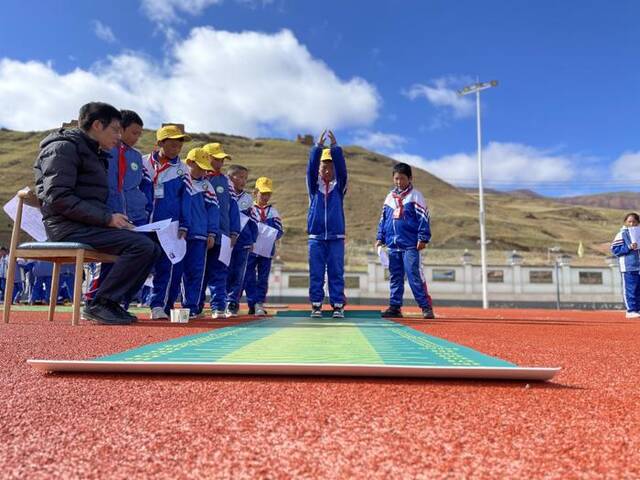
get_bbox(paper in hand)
[377,246,389,268]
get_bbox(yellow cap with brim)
[186,148,213,171]
[255,177,273,193]
[203,142,231,160]
[157,124,192,142]
[320,148,333,162]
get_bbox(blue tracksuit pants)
[199,242,229,313]
[30,276,52,303]
[226,246,251,306]
[308,238,345,306]
[167,239,207,315]
[58,273,75,302]
[244,253,272,308]
[388,249,432,309]
[150,251,173,311]
[622,271,640,312]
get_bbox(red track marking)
[1,306,639,478]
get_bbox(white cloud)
[405,76,474,119]
[391,142,577,187]
[140,0,223,24]
[0,27,379,135]
[351,130,406,151]
[611,151,640,182]
[92,20,117,43]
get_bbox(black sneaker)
[82,298,132,325]
[310,303,323,318]
[332,305,345,319]
[381,306,403,318]
[422,306,435,319]
[112,303,138,322]
[248,305,256,315]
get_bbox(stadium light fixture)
[458,79,498,309]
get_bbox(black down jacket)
[34,128,113,241]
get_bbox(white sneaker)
[212,309,225,319]
[255,303,268,316]
[150,307,168,320]
[625,311,640,318]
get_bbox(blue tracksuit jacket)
[107,143,153,226]
[376,184,431,250]
[306,145,347,240]
[232,189,258,248]
[187,176,220,240]
[611,226,640,312]
[208,173,239,241]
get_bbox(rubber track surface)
[1,306,639,479]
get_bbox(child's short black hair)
[78,102,122,131]
[120,110,144,129]
[393,162,412,178]
[624,212,640,223]
[227,165,249,176]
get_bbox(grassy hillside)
[0,128,626,266]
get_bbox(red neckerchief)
[391,184,413,219]
[151,152,172,185]
[117,143,128,192]
[254,203,269,222]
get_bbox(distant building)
[296,134,314,146]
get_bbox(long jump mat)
[28,310,560,381]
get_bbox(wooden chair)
[2,187,117,326]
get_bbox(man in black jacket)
[34,102,161,325]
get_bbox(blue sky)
[1,0,638,196]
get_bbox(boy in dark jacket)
[306,130,347,319]
[376,163,434,319]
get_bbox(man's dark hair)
[393,162,413,179]
[78,102,122,131]
[227,165,249,176]
[120,110,144,129]
[624,212,640,223]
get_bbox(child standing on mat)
[143,125,192,320]
[243,177,284,316]
[376,162,435,319]
[225,165,258,317]
[611,212,640,318]
[306,129,348,319]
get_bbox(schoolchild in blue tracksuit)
[611,212,640,318]
[376,162,435,319]
[86,110,152,306]
[243,177,284,316]
[143,125,192,320]
[225,165,258,317]
[199,142,240,319]
[58,263,75,303]
[165,148,220,318]
[30,260,53,304]
[306,130,348,319]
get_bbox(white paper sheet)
[3,195,47,242]
[133,219,172,233]
[629,226,640,246]
[239,213,250,231]
[218,234,232,267]
[377,246,389,268]
[155,221,186,264]
[253,223,279,258]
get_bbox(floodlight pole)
[458,80,498,309]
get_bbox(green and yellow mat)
[29,310,559,380]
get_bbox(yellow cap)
[156,124,192,142]
[255,177,273,193]
[186,148,213,171]
[320,148,333,162]
[202,142,231,160]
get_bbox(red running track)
[1,306,639,479]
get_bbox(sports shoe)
[82,298,133,325]
[212,309,225,319]
[248,305,256,315]
[625,311,640,318]
[150,307,169,320]
[113,303,138,322]
[310,303,323,318]
[225,302,239,318]
[255,303,268,316]
[381,306,403,318]
[422,306,435,319]
[332,304,345,319]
